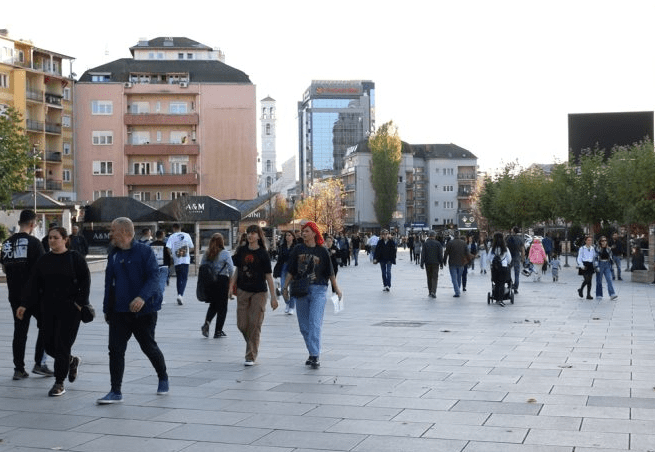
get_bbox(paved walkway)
[1,248,655,451]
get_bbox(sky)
[4,0,655,174]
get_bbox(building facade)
[258,96,277,194]
[298,80,375,194]
[75,37,257,203]
[341,141,477,234]
[0,30,76,201]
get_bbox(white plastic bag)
[332,293,344,313]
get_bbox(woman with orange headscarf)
[283,222,342,369]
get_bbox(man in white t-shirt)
[368,233,379,262]
[166,224,194,305]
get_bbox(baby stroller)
[487,255,514,306]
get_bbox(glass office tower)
[298,80,375,193]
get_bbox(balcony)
[45,151,62,162]
[46,180,62,191]
[45,122,61,134]
[45,93,63,107]
[344,184,356,192]
[343,199,355,207]
[26,119,43,132]
[457,189,472,198]
[124,172,199,186]
[26,90,43,102]
[124,143,199,156]
[457,172,476,180]
[124,113,199,126]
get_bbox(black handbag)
[69,252,95,323]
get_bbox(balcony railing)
[457,172,476,180]
[46,180,62,190]
[124,113,199,126]
[26,90,43,102]
[457,190,472,198]
[26,119,44,132]
[343,200,355,207]
[45,93,62,106]
[124,172,199,186]
[124,143,199,155]
[45,122,61,134]
[45,151,62,162]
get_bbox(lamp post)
[31,144,40,213]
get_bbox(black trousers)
[10,300,45,372]
[108,312,167,393]
[205,296,228,333]
[42,304,81,384]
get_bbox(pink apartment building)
[75,37,257,203]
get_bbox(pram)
[487,256,514,306]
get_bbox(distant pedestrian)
[528,238,547,282]
[610,232,624,280]
[506,227,525,294]
[166,223,194,305]
[97,217,168,404]
[576,236,596,300]
[413,236,422,265]
[273,231,297,315]
[551,255,561,282]
[138,228,153,246]
[149,230,172,302]
[351,234,361,266]
[443,231,472,298]
[368,233,379,262]
[420,230,443,298]
[373,229,397,292]
[68,226,89,257]
[595,236,617,300]
[200,233,234,338]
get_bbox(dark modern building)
[298,80,375,193]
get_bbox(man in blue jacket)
[97,217,168,404]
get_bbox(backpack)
[196,263,218,302]
[491,254,503,274]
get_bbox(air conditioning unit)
[124,82,133,88]
[179,82,188,88]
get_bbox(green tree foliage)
[0,107,37,207]
[369,121,402,228]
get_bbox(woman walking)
[528,237,548,282]
[488,232,512,305]
[283,222,342,369]
[17,227,91,396]
[576,236,596,300]
[273,231,296,315]
[200,233,234,338]
[229,225,277,366]
[595,236,618,300]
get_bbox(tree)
[293,178,345,234]
[369,121,402,229]
[0,106,38,207]
[268,195,294,227]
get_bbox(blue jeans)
[612,256,622,279]
[596,261,616,297]
[157,266,168,297]
[352,249,359,265]
[449,266,464,295]
[295,284,327,357]
[511,258,521,290]
[175,264,189,296]
[108,312,168,393]
[281,263,295,309]
[379,260,392,287]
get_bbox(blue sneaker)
[157,379,169,395]
[97,391,122,404]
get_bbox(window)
[131,131,150,145]
[63,142,71,155]
[187,53,193,59]
[156,131,162,142]
[158,52,164,60]
[62,115,71,128]
[63,88,71,100]
[155,191,162,201]
[178,53,184,60]
[130,102,150,114]
[266,160,272,172]
[90,74,111,82]
[398,176,403,183]
[148,52,155,59]
[62,170,71,182]
[133,162,151,175]
[92,101,113,115]
[434,201,439,206]
[443,185,453,192]
[0,73,8,89]
[265,124,271,135]
[18,50,24,63]
[133,192,151,201]
[93,161,113,175]
[171,162,187,174]
[93,190,113,200]
[171,191,188,199]
[170,131,187,144]
[169,102,187,114]
[92,131,113,145]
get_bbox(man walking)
[368,232,379,263]
[1,209,52,380]
[610,232,624,281]
[443,230,472,298]
[351,234,361,266]
[166,223,194,305]
[373,229,397,291]
[506,227,525,294]
[68,225,89,257]
[150,230,172,302]
[420,230,444,298]
[98,217,168,404]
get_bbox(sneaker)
[305,356,312,366]
[32,363,54,377]
[214,330,226,338]
[453,294,460,298]
[586,295,593,300]
[177,295,184,305]
[513,289,518,294]
[618,277,623,281]
[463,287,467,292]
[48,383,65,397]
[309,356,320,369]
[610,294,618,300]
[68,356,80,383]
[97,391,123,404]
[287,308,295,316]
[201,322,209,338]
[244,360,255,366]
[13,369,29,380]
[284,304,290,314]
[157,379,169,395]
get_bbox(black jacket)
[374,239,397,264]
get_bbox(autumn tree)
[293,178,345,234]
[369,121,402,229]
[0,106,38,207]
[268,195,294,227]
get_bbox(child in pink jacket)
[528,238,548,282]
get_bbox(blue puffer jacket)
[103,241,162,314]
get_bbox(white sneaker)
[284,304,290,314]
[176,295,183,305]
[287,308,295,315]
[244,360,254,366]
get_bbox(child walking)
[551,254,560,282]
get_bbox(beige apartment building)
[75,37,257,203]
[0,30,76,201]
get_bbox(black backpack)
[196,263,217,302]
[491,254,503,273]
